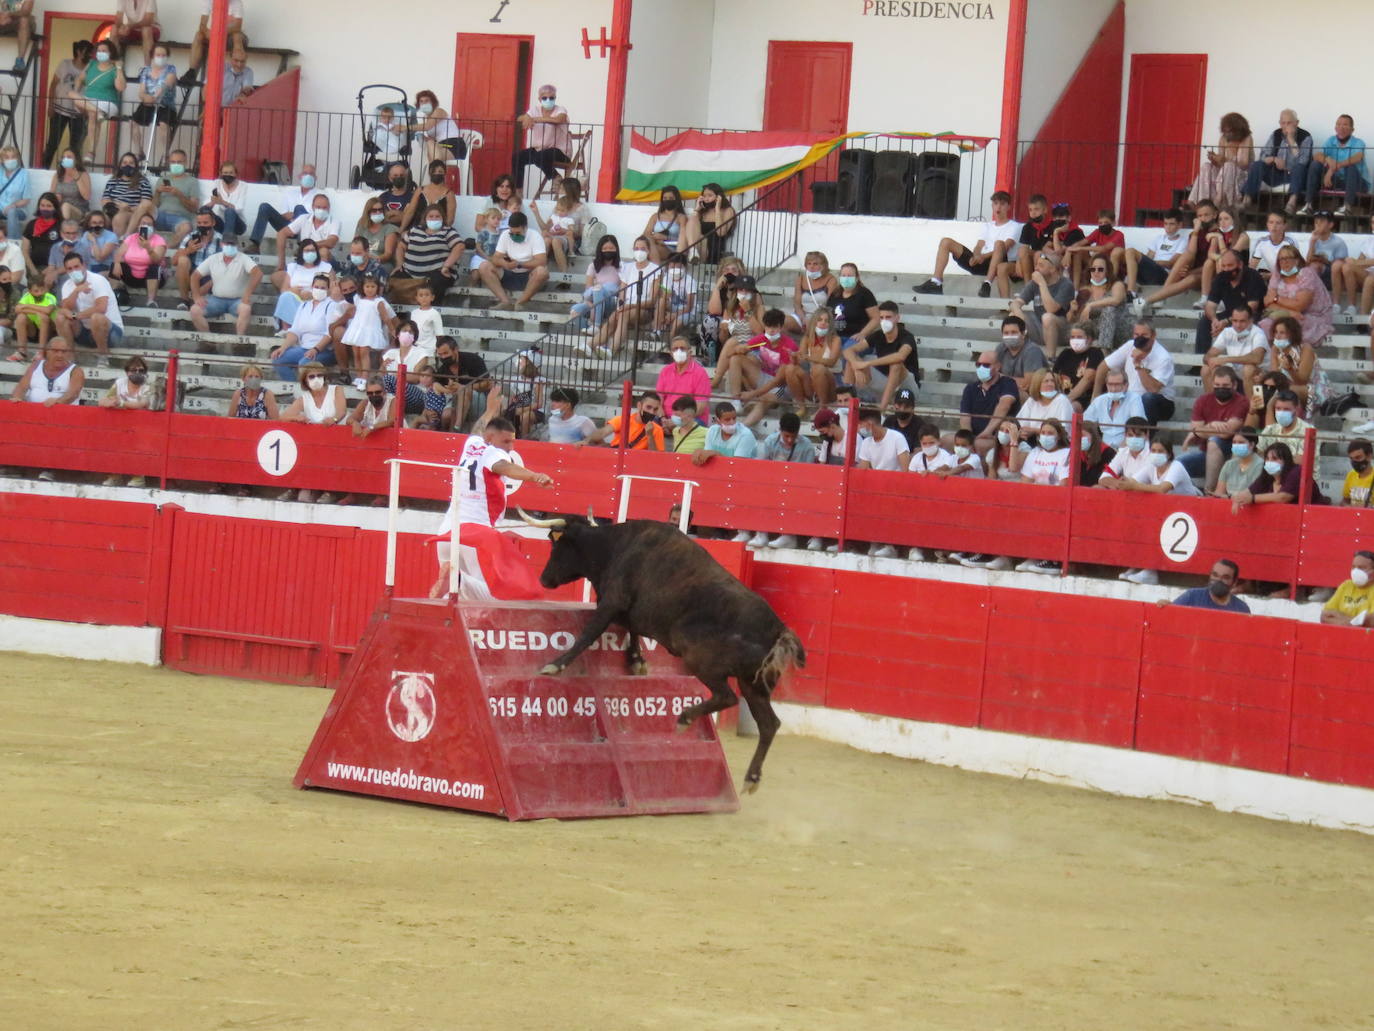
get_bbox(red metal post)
[836,396,859,551]
[160,349,179,489]
[996,0,1029,195]
[197,0,231,179]
[595,0,634,203]
[1290,425,1318,600]
[1060,410,1083,575]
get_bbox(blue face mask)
[1275,409,1295,427]
[221,245,238,257]
[859,428,872,440]
[301,251,318,266]
[2,158,17,172]
[975,365,991,382]
[349,253,365,267]
[1150,451,1169,468]
[1126,436,1146,453]
[540,97,556,110]
[1264,459,1284,476]
[671,414,683,427]
[300,174,316,188]
[168,162,185,176]
[60,157,75,169]
[838,275,857,290]
[1038,434,1058,450]
[426,219,443,231]
[1232,442,1251,459]
[1105,391,1125,403]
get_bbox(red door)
[453,33,533,196]
[1119,54,1206,222]
[761,41,851,211]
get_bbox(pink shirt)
[655,359,710,412]
[123,231,167,278]
[526,104,571,154]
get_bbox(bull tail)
[755,628,806,694]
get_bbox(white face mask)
[369,211,385,224]
[1090,275,1107,286]
[1038,434,1058,450]
[1041,385,1059,398]
[671,349,688,364]
[737,291,753,303]
[1080,434,1092,452]
[954,445,971,460]
[879,319,895,334]
[1275,335,1293,349]
[1353,567,1372,588]
[764,330,781,342]
[720,423,736,436]
[996,430,1011,446]
[921,443,939,457]
[633,248,649,262]
[306,375,324,389]
[1069,336,1089,353]
[669,266,684,280]
[310,287,327,301]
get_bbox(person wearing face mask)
[666,395,708,454]
[0,145,27,242]
[478,210,544,312]
[994,314,1047,397]
[276,362,346,503]
[959,349,1020,468]
[650,252,697,341]
[184,0,247,87]
[788,308,842,406]
[783,250,840,335]
[1253,387,1313,460]
[378,319,429,378]
[1303,210,1347,301]
[529,176,587,272]
[514,85,570,193]
[1064,208,1124,288]
[271,239,333,328]
[188,232,260,338]
[908,421,955,480]
[1051,321,1105,406]
[270,275,340,378]
[340,237,389,293]
[590,234,659,355]
[410,89,464,166]
[354,199,400,269]
[1195,247,1266,354]
[825,262,881,344]
[127,147,197,247]
[580,390,665,451]
[1113,437,1202,586]
[226,363,279,451]
[1095,319,1176,424]
[1081,367,1146,449]
[130,43,179,165]
[1212,426,1261,499]
[1065,254,1130,348]
[1260,244,1333,348]
[275,196,339,270]
[703,269,763,365]
[377,162,416,227]
[246,165,323,253]
[1321,551,1374,626]
[48,148,90,222]
[1167,559,1251,613]
[99,356,155,485]
[1264,316,1332,422]
[1197,206,1252,300]
[544,386,596,445]
[100,152,153,236]
[109,214,164,307]
[170,208,223,308]
[1098,417,1157,491]
[844,300,920,410]
[1010,250,1075,356]
[569,234,623,336]
[394,202,465,303]
[70,42,124,163]
[1231,441,1326,519]
[346,374,397,440]
[53,251,124,365]
[402,160,457,233]
[1178,365,1249,492]
[42,219,93,292]
[641,186,686,265]
[197,161,245,239]
[1298,114,1368,217]
[21,192,62,283]
[1008,369,1073,474]
[1340,438,1374,507]
[43,40,93,168]
[222,48,255,106]
[730,308,797,416]
[880,387,922,452]
[1202,304,1269,395]
[654,333,710,416]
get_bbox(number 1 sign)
[256,429,299,477]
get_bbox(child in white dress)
[341,274,395,389]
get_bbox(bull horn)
[516,507,567,529]
[586,507,599,527]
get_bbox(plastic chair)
[447,128,484,196]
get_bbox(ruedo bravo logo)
[386,671,437,743]
[861,0,996,18]
[467,628,659,653]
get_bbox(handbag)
[1317,390,1359,417]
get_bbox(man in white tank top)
[13,338,83,405]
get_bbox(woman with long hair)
[1187,111,1253,208]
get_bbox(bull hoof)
[538,663,564,676]
[742,777,761,795]
[628,660,649,676]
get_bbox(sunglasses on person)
[365,390,384,399]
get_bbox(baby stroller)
[350,84,414,190]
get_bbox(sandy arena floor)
[2,652,1373,1030]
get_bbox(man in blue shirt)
[1167,558,1251,613]
[1298,114,1367,216]
[959,348,1019,463]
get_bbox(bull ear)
[550,529,564,542]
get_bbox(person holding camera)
[171,208,222,309]
[110,212,167,308]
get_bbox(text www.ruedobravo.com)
[325,762,485,800]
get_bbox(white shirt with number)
[448,437,512,529]
[1022,446,1071,485]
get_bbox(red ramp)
[295,598,739,819]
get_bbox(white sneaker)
[128,476,147,488]
[731,530,752,543]
[1118,568,1140,581]
[1346,304,1360,317]
[102,474,121,486]
[1307,587,1335,603]
[1191,298,1205,310]
[747,531,770,547]
[297,489,315,504]
[1124,568,1159,585]
[805,537,825,552]
[825,542,839,553]
[768,534,798,549]
[1352,421,1374,436]
[1027,560,1060,575]
[984,555,1012,571]
[946,551,968,563]
[1131,296,1146,315]
[907,546,927,561]
[277,488,295,501]
[869,543,897,559]
[352,377,367,389]
[36,470,55,481]
[1015,558,1040,572]
[316,492,336,504]
[1335,205,1351,217]
[1297,204,1313,216]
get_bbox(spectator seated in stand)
[369,106,405,165]
[170,208,221,308]
[1202,305,1269,393]
[640,185,685,265]
[1095,318,1176,424]
[0,264,16,353]
[1168,559,1251,613]
[1142,200,1218,310]
[246,166,321,253]
[1187,113,1253,208]
[1010,417,1072,575]
[98,354,154,486]
[1066,209,1125,287]
[545,387,596,444]
[1297,115,1367,217]
[478,210,543,313]
[1250,211,1296,276]
[1240,109,1311,212]
[10,275,55,361]
[883,386,920,451]
[1260,244,1333,347]
[374,163,416,229]
[1082,366,1146,448]
[1341,438,1374,507]
[189,233,259,338]
[1266,315,1330,419]
[701,400,757,467]
[994,314,1046,398]
[273,194,339,272]
[786,308,842,407]
[11,339,83,422]
[756,411,819,551]
[71,43,123,164]
[713,300,783,399]
[1077,421,1116,487]
[908,421,954,475]
[654,333,710,415]
[131,43,178,164]
[1253,387,1313,459]
[1340,212,1374,316]
[1306,210,1348,302]
[346,375,396,441]
[1005,368,1073,477]
[1321,550,1374,626]
[1053,320,1105,408]
[100,153,151,237]
[50,149,92,224]
[855,406,909,559]
[270,274,340,377]
[1002,193,1052,298]
[502,348,546,439]
[1113,436,1201,585]
[1197,207,1251,298]
[1043,202,1085,262]
[1065,252,1130,350]
[79,211,117,281]
[0,146,28,244]
[432,335,488,431]
[917,189,1018,298]
[843,300,920,410]
[275,362,347,504]
[271,238,332,329]
[936,428,986,482]
[1230,441,1326,518]
[131,149,197,248]
[959,348,1019,470]
[112,0,157,67]
[651,252,697,341]
[43,219,92,293]
[184,0,248,85]
[54,252,123,365]
[568,233,621,333]
[226,363,279,424]
[667,395,708,455]
[580,391,665,450]
[1180,364,1250,492]
[1196,248,1266,355]
[787,251,839,334]
[514,84,571,192]
[531,176,588,273]
[1009,249,1074,355]
[1211,426,1261,499]
[739,314,804,429]
[681,182,737,264]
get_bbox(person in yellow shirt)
[1341,439,1374,506]
[668,395,707,454]
[1322,550,1374,625]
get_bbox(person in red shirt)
[1179,364,1251,491]
[1066,208,1126,287]
[579,390,665,450]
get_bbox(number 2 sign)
[1159,511,1199,563]
[256,429,298,477]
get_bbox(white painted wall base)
[0,613,161,667]
[775,703,1374,837]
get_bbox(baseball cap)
[812,407,840,430]
[1314,210,1337,222]
[894,387,916,406]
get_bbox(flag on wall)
[617,129,993,203]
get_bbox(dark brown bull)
[518,510,805,791]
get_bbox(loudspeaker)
[809,180,839,214]
[835,149,874,214]
[870,151,916,216]
[912,152,960,220]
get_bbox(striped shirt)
[401,225,462,275]
[103,174,153,207]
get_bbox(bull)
[517,509,805,791]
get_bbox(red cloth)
[427,524,545,600]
